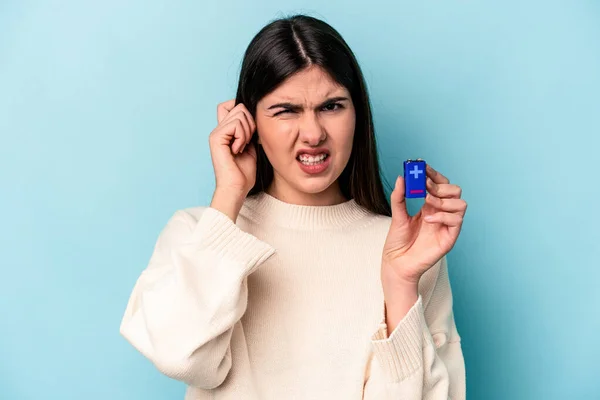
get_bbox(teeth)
[298,153,327,164]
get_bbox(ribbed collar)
[240,191,373,230]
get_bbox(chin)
[295,177,337,195]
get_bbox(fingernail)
[425,215,435,222]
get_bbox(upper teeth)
[298,154,327,162]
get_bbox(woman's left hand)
[381,165,467,287]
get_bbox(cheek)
[326,114,355,153]
[256,119,298,159]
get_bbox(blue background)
[1,1,598,399]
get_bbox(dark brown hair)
[235,14,391,217]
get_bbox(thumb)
[390,176,410,224]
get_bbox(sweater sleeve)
[363,256,466,399]
[119,207,276,389]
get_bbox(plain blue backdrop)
[1,1,599,399]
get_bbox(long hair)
[235,14,391,217]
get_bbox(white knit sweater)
[120,191,466,399]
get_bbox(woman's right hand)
[208,99,258,221]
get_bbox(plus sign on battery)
[403,159,427,198]
[409,165,423,179]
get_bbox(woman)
[120,14,467,399]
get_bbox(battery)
[403,159,427,198]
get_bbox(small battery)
[404,159,427,198]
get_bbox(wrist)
[382,284,419,336]
[381,261,422,288]
[210,187,246,222]
[382,280,419,303]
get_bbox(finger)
[426,164,449,184]
[390,176,410,225]
[214,119,246,154]
[223,109,251,150]
[233,107,256,150]
[426,178,462,199]
[425,195,467,215]
[217,99,236,123]
[222,106,256,150]
[222,104,255,129]
[232,119,248,154]
[238,105,256,134]
[424,211,463,227]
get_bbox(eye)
[322,102,343,112]
[273,108,294,116]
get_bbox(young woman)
[120,14,467,400]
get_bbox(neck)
[241,191,371,230]
[266,179,346,206]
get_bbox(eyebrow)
[267,96,350,111]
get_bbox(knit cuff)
[188,207,276,274]
[370,294,426,382]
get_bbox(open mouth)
[296,153,330,166]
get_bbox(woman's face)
[255,66,356,205]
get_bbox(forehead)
[261,66,349,104]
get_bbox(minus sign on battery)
[410,190,424,194]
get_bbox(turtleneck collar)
[240,191,373,230]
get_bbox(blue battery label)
[403,159,427,198]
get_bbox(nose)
[298,113,326,146]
